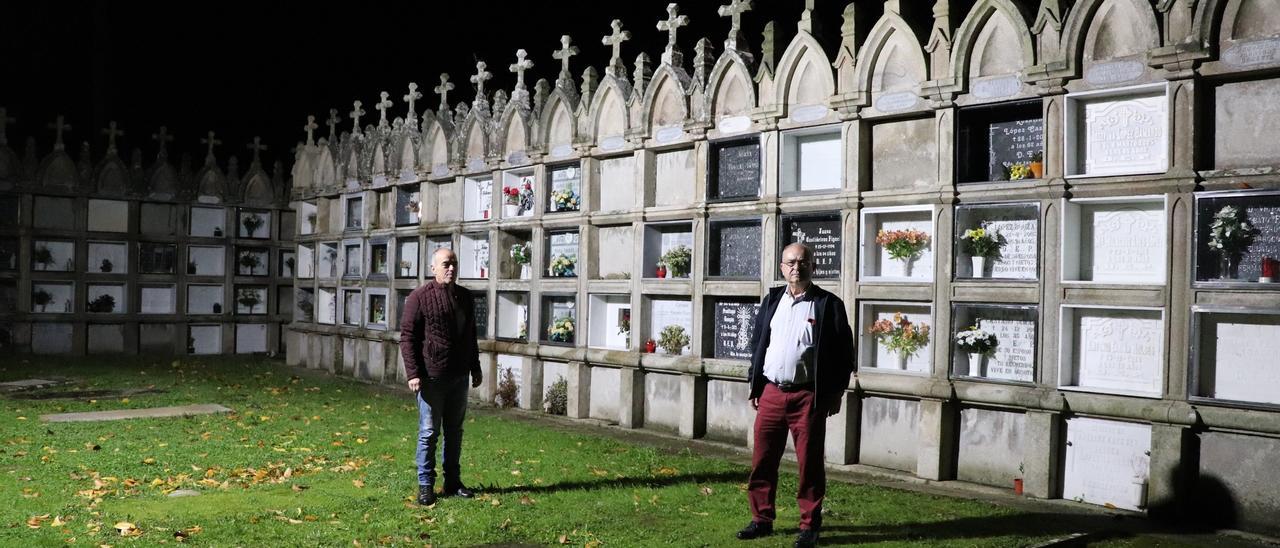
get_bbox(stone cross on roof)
[553,35,579,79]
[509,49,534,90]
[375,92,393,127]
[470,61,492,98]
[201,131,221,160]
[326,109,339,141]
[657,3,689,66]
[718,0,752,53]
[101,121,124,153]
[48,115,72,151]
[304,115,318,146]
[435,73,455,111]
[602,19,631,77]
[151,125,173,158]
[404,82,422,120]
[350,100,366,134]
[247,136,268,164]
[0,108,14,146]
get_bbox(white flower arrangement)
[954,326,998,355]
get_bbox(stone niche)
[140,203,179,236]
[344,194,364,230]
[189,206,226,237]
[295,288,315,323]
[858,301,933,373]
[235,285,268,315]
[496,291,530,341]
[951,303,1037,383]
[435,181,461,223]
[186,284,224,315]
[870,116,938,191]
[541,294,576,345]
[32,323,74,354]
[592,225,633,280]
[0,196,17,228]
[276,286,292,316]
[187,245,225,277]
[237,209,271,239]
[588,294,630,350]
[463,175,493,221]
[956,99,1044,184]
[500,169,536,218]
[396,185,421,226]
[705,379,751,443]
[653,147,695,208]
[547,163,581,213]
[707,218,761,279]
[1208,77,1280,170]
[188,324,222,355]
[473,292,488,338]
[1062,196,1166,284]
[1059,305,1164,397]
[316,287,336,325]
[395,237,419,279]
[86,199,129,233]
[496,230,530,280]
[1198,431,1280,536]
[0,240,17,271]
[394,289,410,328]
[643,372,683,433]
[545,230,579,278]
[705,297,759,361]
[780,125,841,194]
[235,324,269,354]
[860,206,934,281]
[424,236,452,277]
[497,354,524,406]
[298,200,318,235]
[367,239,389,278]
[294,244,314,279]
[642,222,691,279]
[342,240,363,278]
[1065,83,1169,178]
[708,136,762,201]
[365,289,388,329]
[235,247,269,277]
[589,365,620,423]
[279,250,295,278]
[0,281,16,313]
[541,360,568,408]
[86,324,125,354]
[31,282,73,313]
[32,240,74,272]
[87,241,128,274]
[317,242,338,278]
[139,242,176,274]
[459,233,489,279]
[956,407,1026,488]
[139,324,174,353]
[859,396,920,473]
[33,196,75,230]
[596,155,635,213]
[1193,190,1280,286]
[139,285,175,314]
[1062,417,1151,512]
[340,288,361,326]
[954,203,1039,280]
[780,212,841,279]
[1191,307,1280,406]
[647,296,692,356]
[86,283,126,314]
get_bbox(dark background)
[0,1,944,170]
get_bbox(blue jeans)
[416,374,470,488]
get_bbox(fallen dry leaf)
[113,521,141,537]
[700,486,714,496]
[519,495,534,505]
[352,479,365,488]
[27,514,50,528]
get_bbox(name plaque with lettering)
[1084,60,1145,86]
[1063,417,1151,512]
[1080,203,1165,283]
[782,213,842,279]
[971,75,1022,100]
[1071,308,1163,395]
[1223,38,1280,68]
[875,92,920,113]
[711,139,761,200]
[1078,93,1169,176]
[955,202,1040,280]
[979,315,1036,382]
[713,300,760,360]
[473,294,488,337]
[988,118,1044,181]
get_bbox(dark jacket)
[399,281,481,381]
[747,284,855,402]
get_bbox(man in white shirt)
[736,243,855,548]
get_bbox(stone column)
[519,355,544,412]
[618,367,645,428]
[1147,423,1192,519]
[473,352,497,403]
[916,398,957,480]
[1023,410,1062,499]
[566,360,592,419]
[679,374,707,439]
[824,390,860,465]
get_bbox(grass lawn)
[0,356,1249,547]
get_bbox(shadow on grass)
[478,470,745,496]
[813,512,1138,545]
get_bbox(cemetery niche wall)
[280,0,1280,536]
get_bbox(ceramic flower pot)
[520,264,531,279]
[504,204,520,218]
[971,256,986,278]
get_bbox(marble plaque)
[874,92,919,113]
[790,104,831,122]
[988,118,1043,181]
[710,220,761,278]
[139,243,177,274]
[1078,93,1168,176]
[986,219,1037,279]
[598,157,635,212]
[507,150,530,165]
[186,285,223,315]
[655,149,696,207]
[1199,312,1280,405]
[549,232,578,261]
[783,214,841,279]
[971,75,1022,100]
[649,298,692,355]
[235,324,268,354]
[713,300,759,360]
[716,115,751,134]
[189,325,222,355]
[86,284,125,313]
[317,288,336,324]
[1083,60,1145,86]
[711,139,761,200]
[1079,203,1164,283]
[654,125,685,143]
[599,136,626,151]
[189,206,225,237]
[473,294,488,337]
[87,199,129,232]
[187,246,225,276]
[1063,417,1151,512]
[1072,308,1162,394]
[979,315,1036,382]
[1222,38,1280,68]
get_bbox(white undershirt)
[762,289,815,385]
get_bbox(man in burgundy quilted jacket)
[400,247,483,506]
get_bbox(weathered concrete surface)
[41,404,232,423]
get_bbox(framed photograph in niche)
[396,237,419,279]
[298,201,318,235]
[545,230,579,278]
[1064,83,1169,178]
[396,185,421,226]
[1058,305,1164,398]
[0,240,17,271]
[365,289,389,330]
[185,284,224,315]
[87,242,128,274]
[709,137,762,201]
[860,206,934,281]
[342,240,363,278]
[706,297,760,361]
[344,195,364,231]
[32,240,74,272]
[463,176,493,221]
[473,292,489,338]
[32,196,75,230]
[139,285,176,314]
[1190,306,1280,407]
[279,250,296,278]
[139,203,178,235]
[340,288,361,326]
[1062,196,1166,284]
[780,125,841,194]
[497,291,530,341]
[459,233,489,279]
[31,282,74,313]
[237,209,271,239]
[956,99,1044,183]
[642,222,693,279]
[548,163,581,213]
[235,285,268,315]
[953,202,1039,280]
[316,287,337,325]
[780,212,841,280]
[425,236,453,277]
[857,301,934,373]
[86,283,126,314]
[950,303,1037,382]
[189,206,226,238]
[138,242,177,274]
[86,199,129,233]
[647,297,693,356]
[187,245,225,277]
[1062,417,1151,512]
[236,247,269,277]
[501,169,536,218]
[708,218,761,279]
[188,325,222,355]
[1193,191,1280,287]
[541,294,576,345]
[295,288,315,323]
[588,294,631,350]
[368,240,390,278]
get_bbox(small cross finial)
[718,0,753,50]
[509,49,534,90]
[101,121,125,152]
[151,125,173,157]
[47,115,72,151]
[553,35,579,77]
[304,115,318,146]
[602,19,632,75]
[470,61,493,97]
[326,109,339,141]
[434,73,455,110]
[404,82,422,119]
[247,136,268,164]
[0,108,14,146]
[657,3,690,63]
[350,100,366,133]
[200,130,221,159]
[375,92,393,127]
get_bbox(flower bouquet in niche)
[869,312,931,369]
[501,186,521,218]
[1208,205,1259,280]
[658,324,690,356]
[960,224,1002,278]
[875,229,930,277]
[660,245,692,278]
[954,325,998,377]
[548,253,576,277]
[509,242,532,279]
[548,315,574,344]
[550,188,579,212]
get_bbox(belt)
[769,379,810,393]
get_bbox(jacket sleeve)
[399,290,423,381]
[462,289,482,377]
[745,293,770,393]
[825,298,856,398]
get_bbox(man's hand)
[471,372,483,388]
[408,378,420,392]
[750,397,759,410]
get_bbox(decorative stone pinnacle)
[404,82,422,119]
[151,125,173,158]
[553,35,579,78]
[0,108,15,147]
[350,100,366,133]
[435,73,455,111]
[470,61,493,98]
[326,109,340,141]
[602,19,631,75]
[247,136,268,164]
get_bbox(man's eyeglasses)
[780,259,810,268]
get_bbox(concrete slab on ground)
[40,403,232,423]
[0,379,61,391]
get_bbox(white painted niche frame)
[859,204,937,282]
[1058,304,1165,399]
[1064,82,1170,178]
[780,124,842,194]
[1060,195,1167,285]
[857,300,935,374]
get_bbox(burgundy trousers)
[747,383,826,530]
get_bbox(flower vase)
[971,256,986,278]
[1220,254,1240,280]
[520,264,531,279]
[896,353,909,370]
[1131,476,1147,509]
[645,339,656,353]
[967,353,983,377]
[504,204,519,218]
[899,258,914,278]
[1029,161,1043,179]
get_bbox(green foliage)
[660,245,691,277]
[657,324,689,356]
[87,293,116,313]
[495,367,519,408]
[544,377,568,416]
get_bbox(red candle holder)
[1262,257,1278,282]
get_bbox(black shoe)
[794,528,818,548]
[446,485,476,498]
[736,521,773,540]
[417,485,437,506]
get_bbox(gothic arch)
[855,12,928,97]
[314,145,336,189]
[1219,0,1280,43]
[707,51,757,119]
[1061,0,1160,74]
[242,172,273,204]
[640,65,690,133]
[587,81,629,146]
[496,106,530,159]
[94,159,128,195]
[775,30,836,111]
[951,0,1035,81]
[540,93,577,151]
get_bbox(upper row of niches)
[1202,76,1280,172]
[26,198,292,239]
[1195,190,1280,289]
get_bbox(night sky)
[1,1,927,171]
